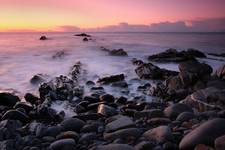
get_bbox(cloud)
[57,17,225,32]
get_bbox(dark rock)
[0,92,20,107]
[24,93,39,105]
[60,118,85,132]
[109,49,128,56]
[215,134,225,150]
[97,104,117,117]
[14,102,33,113]
[86,81,95,86]
[105,115,134,132]
[100,94,115,103]
[40,36,47,40]
[30,74,48,85]
[164,103,193,119]
[79,133,97,144]
[73,113,104,121]
[52,51,67,59]
[179,118,225,150]
[116,96,127,104]
[147,118,171,126]
[148,49,200,62]
[134,141,156,150]
[215,64,225,80]
[134,109,164,119]
[0,140,15,150]
[0,120,22,140]
[75,33,91,37]
[97,74,125,84]
[93,144,135,150]
[49,138,76,150]
[143,126,174,143]
[81,122,100,133]
[181,87,225,112]
[208,52,225,57]
[135,63,178,80]
[132,58,144,66]
[83,96,99,103]
[186,48,206,58]
[56,131,79,142]
[176,112,195,122]
[44,126,62,137]
[83,37,88,41]
[2,109,30,123]
[178,60,213,79]
[104,128,142,141]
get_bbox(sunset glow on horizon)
[1,0,225,32]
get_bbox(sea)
[0,32,225,116]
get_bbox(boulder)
[0,120,22,140]
[40,36,47,40]
[215,134,225,150]
[2,109,30,123]
[109,49,128,56]
[74,33,91,37]
[97,74,125,84]
[93,144,135,150]
[97,104,117,117]
[83,37,88,41]
[30,74,48,85]
[215,64,225,80]
[176,112,195,122]
[135,63,178,80]
[164,103,193,119]
[148,49,197,62]
[24,93,39,105]
[56,131,79,142]
[104,128,142,141]
[186,48,206,58]
[143,126,174,143]
[134,109,164,119]
[14,102,33,113]
[60,118,85,132]
[0,92,20,107]
[49,138,76,150]
[100,94,115,103]
[181,87,225,112]
[105,115,135,132]
[179,118,225,150]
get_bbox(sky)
[1,0,225,32]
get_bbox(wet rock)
[2,109,30,123]
[60,118,85,132]
[134,141,156,150]
[104,128,142,141]
[215,64,225,80]
[148,49,202,62]
[52,51,67,59]
[194,144,214,150]
[186,48,206,58]
[143,126,174,143]
[44,126,62,137]
[100,94,115,103]
[97,104,117,117]
[73,113,104,121]
[56,131,79,142]
[105,115,135,132]
[164,103,193,119]
[0,120,22,140]
[132,58,144,66]
[14,102,33,113]
[147,118,171,126]
[97,74,125,84]
[24,93,40,105]
[176,112,195,122]
[135,63,178,80]
[208,52,225,57]
[40,36,47,40]
[75,33,91,37]
[179,118,225,150]
[79,133,97,144]
[116,96,127,104]
[86,81,95,86]
[49,138,76,150]
[0,140,15,150]
[178,60,213,80]
[81,122,100,133]
[109,49,128,56]
[134,109,164,119]
[83,37,88,41]
[181,87,225,112]
[215,134,225,150]
[93,144,135,150]
[30,74,48,85]
[0,92,20,107]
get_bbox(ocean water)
[0,32,225,98]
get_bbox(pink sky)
[1,0,225,31]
